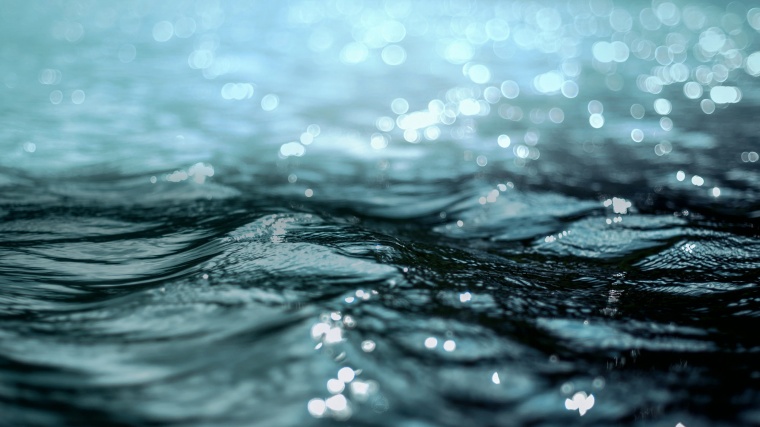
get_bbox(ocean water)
[1,0,759,425]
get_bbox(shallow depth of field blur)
[1,1,759,426]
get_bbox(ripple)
[636,234,760,277]
[1,0,759,425]
[535,214,686,259]
[434,191,598,241]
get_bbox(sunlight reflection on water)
[0,0,759,426]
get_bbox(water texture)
[1,1,759,425]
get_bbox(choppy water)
[1,1,759,425]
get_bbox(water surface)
[1,1,759,426]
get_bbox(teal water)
[1,1,759,425]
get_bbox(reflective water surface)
[1,1,759,425]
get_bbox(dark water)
[1,1,759,425]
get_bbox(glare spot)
[349,381,372,400]
[631,129,644,142]
[174,17,196,38]
[221,83,254,100]
[399,111,438,131]
[343,315,355,328]
[712,187,720,197]
[38,68,62,85]
[311,322,330,340]
[370,133,388,150]
[750,8,760,30]
[340,42,369,64]
[361,340,376,352]
[592,377,605,389]
[589,113,604,128]
[459,292,472,303]
[325,394,348,411]
[644,76,664,94]
[467,64,491,84]
[533,70,564,94]
[514,145,530,158]
[500,80,519,99]
[152,21,174,42]
[424,126,440,140]
[327,378,345,394]
[676,170,685,181]
[700,99,715,114]
[656,2,680,26]
[403,129,419,143]
[491,372,501,384]
[261,94,280,111]
[485,19,510,41]
[483,86,501,103]
[323,325,341,342]
[307,398,327,417]
[280,142,304,157]
[610,9,633,32]
[660,117,673,131]
[654,98,672,115]
[699,27,726,54]
[655,140,672,156]
[188,49,214,70]
[338,367,355,383]
[497,134,511,148]
[443,340,456,352]
[604,197,632,214]
[376,116,395,132]
[536,8,562,31]
[683,81,703,99]
[746,52,760,76]
[630,104,645,119]
[549,108,564,123]
[444,40,474,64]
[50,90,63,104]
[565,391,595,416]
[458,98,481,116]
[381,20,406,43]
[691,175,704,186]
[300,132,314,145]
[381,45,406,66]
[424,337,438,349]
[167,170,188,183]
[23,142,36,153]
[476,155,487,167]
[561,81,579,98]
[710,86,742,104]
[391,98,409,114]
[71,90,85,104]
[188,162,214,184]
[592,41,629,63]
